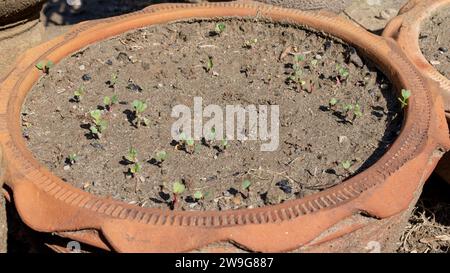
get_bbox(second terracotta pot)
[383,0,450,184]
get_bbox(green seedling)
[129,162,142,175]
[35,60,54,74]
[109,73,118,87]
[205,56,214,73]
[193,191,203,200]
[67,153,78,165]
[89,110,107,138]
[104,95,119,111]
[287,55,311,90]
[73,86,85,102]
[287,67,304,85]
[173,181,186,195]
[209,127,217,140]
[214,22,226,35]
[186,138,194,146]
[242,179,251,191]
[343,104,353,114]
[336,64,349,82]
[340,103,363,122]
[204,127,216,146]
[186,137,195,154]
[176,132,195,153]
[341,103,355,123]
[132,100,149,127]
[342,160,352,171]
[354,104,363,118]
[294,54,305,62]
[329,98,338,110]
[155,150,167,164]
[125,147,138,163]
[178,132,187,143]
[124,148,141,176]
[398,89,411,108]
[221,139,229,150]
[172,180,186,207]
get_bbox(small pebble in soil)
[339,135,349,144]
[82,74,91,81]
[106,59,113,65]
[377,9,397,20]
[324,40,332,51]
[129,55,138,63]
[275,180,292,194]
[228,188,239,196]
[439,47,448,53]
[90,142,104,149]
[22,131,30,140]
[79,64,85,71]
[116,52,129,63]
[349,53,364,68]
[127,79,143,92]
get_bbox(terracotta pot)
[1,1,449,253]
[383,0,450,184]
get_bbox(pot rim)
[1,1,449,252]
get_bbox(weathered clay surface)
[1,1,449,252]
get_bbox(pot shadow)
[80,123,96,140]
[123,109,137,128]
[42,0,231,27]
[3,184,110,253]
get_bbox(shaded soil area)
[22,19,402,211]
[420,6,450,78]
[398,175,450,253]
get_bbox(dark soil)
[22,19,402,211]
[420,6,450,79]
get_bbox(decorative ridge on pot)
[0,1,449,252]
[383,0,450,122]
